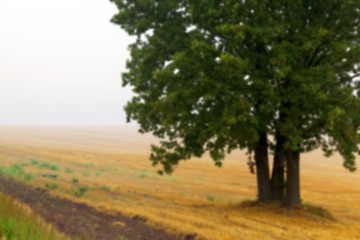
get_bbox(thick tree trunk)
[284,149,301,206]
[270,132,285,201]
[254,131,271,202]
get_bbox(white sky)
[0,0,135,125]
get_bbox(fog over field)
[0,126,359,240]
[0,126,358,172]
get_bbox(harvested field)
[0,126,359,240]
[0,176,181,240]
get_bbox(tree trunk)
[254,131,271,202]
[284,149,301,206]
[270,132,285,201]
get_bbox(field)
[0,126,359,240]
[0,190,77,240]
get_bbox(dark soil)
[0,176,187,240]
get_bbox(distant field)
[0,126,359,240]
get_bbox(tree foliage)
[110,0,360,204]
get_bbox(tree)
[110,0,360,207]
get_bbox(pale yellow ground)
[0,126,359,240]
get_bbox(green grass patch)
[118,237,129,240]
[29,158,39,165]
[0,164,37,183]
[99,166,116,172]
[100,186,111,191]
[71,176,79,183]
[303,202,335,220]
[45,182,59,190]
[72,176,79,183]
[81,171,90,177]
[24,173,37,182]
[65,168,74,173]
[72,162,93,168]
[140,173,148,178]
[70,186,88,198]
[39,162,60,171]
[0,164,24,178]
[59,187,66,193]
[206,195,215,202]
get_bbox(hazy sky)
[0,0,135,125]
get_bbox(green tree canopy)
[111,0,360,206]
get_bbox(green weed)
[72,162,93,168]
[39,162,60,171]
[30,158,39,165]
[65,168,74,173]
[100,186,111,191]
[24,173,36,182]
[71,186,88,198]
[303,202,335,220]
[140,173,148,178]
[0,164,36,182]
[206,195,215,202]
[72,176,79,183]
[45,182,58,190]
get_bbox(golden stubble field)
[0,126,359,240]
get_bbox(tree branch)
[350,73,360,80]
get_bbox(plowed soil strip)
[0,176,183,240]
